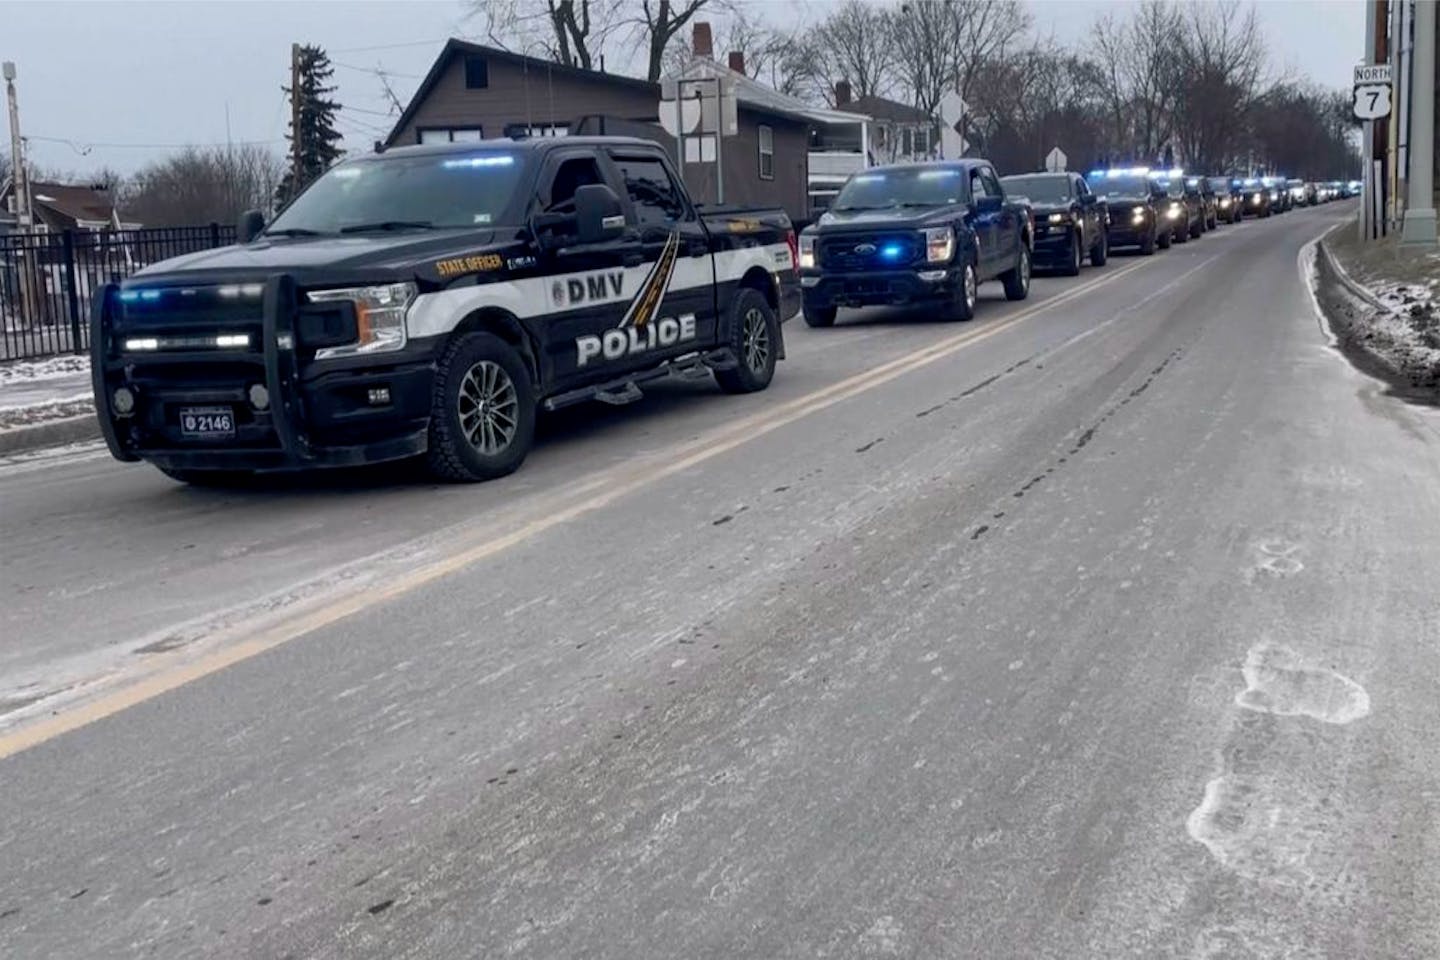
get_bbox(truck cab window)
[971,171,989,199]
[612,155,688,226]
[545,157,604,214]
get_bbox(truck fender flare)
[449,308,541,387]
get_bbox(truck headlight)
[307,282,416,359]
[924,226,955,263]
[1166,203,1182,219]
[1047,212,1068,224]
[1131,208,1146,222]
[799,234,816,270]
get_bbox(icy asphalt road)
[2,205,1438,959]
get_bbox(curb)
[0,414,102,456]
[1315,237,1397,316]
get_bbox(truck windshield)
[1208,177,1230,193]
[266,152,526,235]
[1089,175,1149,199]
[1000,176,1069,204]
[833,168,966,211]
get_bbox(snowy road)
[2,204,1438,959]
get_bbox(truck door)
[1075,174,1099,244]
[605,149,717,364]
[978,165,1016,277]
[532,149,641,387]
[968,168,1000,277]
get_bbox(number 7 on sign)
[1352,82,1392,121]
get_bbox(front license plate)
[179,406,235,439]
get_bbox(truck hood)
[813,206,963,231]
[134,229,500,278]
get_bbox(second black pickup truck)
[91,136,800,484]
[798,159,1032,326]
[999,171,1109,276]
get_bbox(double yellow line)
[0,256,1152,760]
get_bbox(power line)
[27,134,284,151]
[329,38,448,54]
[333,60,422,79]
[340,104,400,118]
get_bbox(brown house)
[383,37,814,223]
[0,179,139,233]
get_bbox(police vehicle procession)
[90,134,1349,486]
[90,136,799,483]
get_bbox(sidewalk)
[1318,225,1440,400]
[0,355,100,454]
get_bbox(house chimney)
[692,22,713,59]
[835,80,852,105]
[727,51,745,74]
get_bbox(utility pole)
[3,61,32,230]
[1401,0,1437,244]
[290,43,303,189]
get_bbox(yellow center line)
[0,255,1153,760]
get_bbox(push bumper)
[1106,222,1152,248]
[800,267,958,310]
[91,277,437,473]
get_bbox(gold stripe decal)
[620,231,679,329]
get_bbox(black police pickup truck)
[798,159,1032,326]
[999,171,1108,276]
[1085,170,1167,255]
[92,136,800,484]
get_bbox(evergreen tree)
[275,44,343,208]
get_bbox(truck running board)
[542,348,738,412]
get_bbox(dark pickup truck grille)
[820,233,923,271]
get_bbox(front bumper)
[91,277,437,472]
[1106,218,1153,247]
[1032,227,1080,267]
[800,266,959,309]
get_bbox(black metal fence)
[0,224,236,361]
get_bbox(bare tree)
[888,1,1028,118]
[809,0,896,104]
[952,0,1030,104]
[1090,0,1185,163]
[633,0,711,82]
[1170,1,1266,171]
[469,0,625,70]
[123,145,285,227]
[662,4,789,80]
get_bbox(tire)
[426,332,536,482]
[1140,228,1156,256]
[944,259,978,321]
[1175,222,1189,244]
[1158,227,1172,250]
[1061,232,1082,276]
[1090,228,1108,266]
[802,304,837,328]
[1001,245,1031,301]
[156,467,254,487]
[715,287,779,394]
[1190,218,1203,238]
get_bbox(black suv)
[1209,177,1242,224]
[1187,177,1218,231]
[1156,177,1197,244]
[1084,170,1168,255]
[999,172,1109,276]
[1238,178,1272,217]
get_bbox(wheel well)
[451,309,539,384]
[738,266,778,310]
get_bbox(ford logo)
[854,243,877,255]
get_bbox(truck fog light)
[112,386,136,416]
[917,269,948,282]
[367,387,391,405]
[248,383,270,410]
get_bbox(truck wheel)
[1091,229,1108,266]
[157,467,254,488]
[1001,246,1031,301]
[1158,227,1172,250]
[426,332,535,482]
[945,260,978,321]
[1174,224,1188,244]
[715,288,779,394]
[803,304,837,328]
[1061,233,1082,276]
[1140,228,1156,256]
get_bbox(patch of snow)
[0,397,94,429]
[0,354,91,384]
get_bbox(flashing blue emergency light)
[118,290,140,303]
[881,243,905,260]
[441,155,515,169]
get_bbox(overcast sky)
[4,0,1365,178]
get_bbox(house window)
[758,124,774,180]
[465,56,489,89]
[418,127,484,144]
[913,126,931,157]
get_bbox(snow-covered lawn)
[0,354,91,385]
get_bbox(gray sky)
[4,0,1365,178]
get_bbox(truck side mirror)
[573,184,626,244]
[238,209,266,244]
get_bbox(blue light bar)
[440,155,516,169]
[118,290,139,303]
[141,290,161,301]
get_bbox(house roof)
[1,179,119,225]
[385,39,662,146]
[847,95,933,125]
[677,58,871,128]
